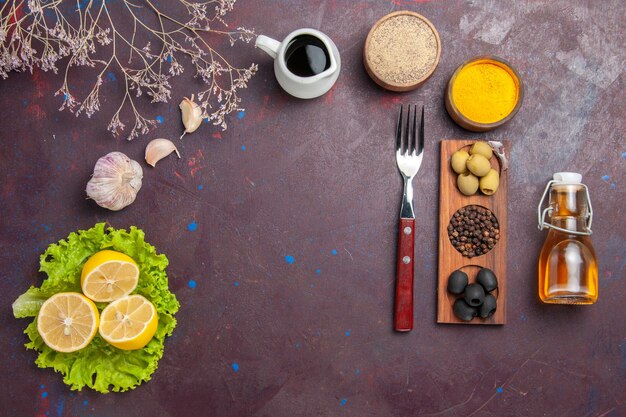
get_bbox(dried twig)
[0,0,257,140]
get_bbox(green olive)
[466,154,491,177]
[479,169,500,195]
[470,141,493,160]
[457,172,479,195]
[450,150,470,174]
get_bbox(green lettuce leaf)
[12,223,179,393]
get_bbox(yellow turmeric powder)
[451,59,519,124]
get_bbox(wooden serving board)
[437,140,509,325]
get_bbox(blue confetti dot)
[496,387,503,394]
[355,369,360,375]
[232,362,239,372]
[601,175,610,181]
[63,93,68,100]
[331,249,338,255]
[315,269,321,275]
[167,55,173,63]
[106,71,116,82]
[340,398,347,406]
[155,115,164,124]
[83,400,88,406]
[234,281,239,287]
[40,384,44,389]
[622,151,626,158]
[610,183,616,189]
[42,392,48,398]
[237,111,246,119]
[187,221,198,231]
[241,145,246,151]
[345,330,351,337]
[285,255,295,264]
[188,280,197,289]
[197,185,203,190]
[204,117,209,124]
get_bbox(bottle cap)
[553,172,582,184]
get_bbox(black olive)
[447,270,468,294]
[453,298,477,321]
[478,294,497,318]
[464,283,485,307]
[476,268,498,292]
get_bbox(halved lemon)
[99,294,158,350]
[37,292,99,353]
[81,250,139,302]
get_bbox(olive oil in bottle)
[537,173,598,304]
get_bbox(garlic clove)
[86,152,143,211]
[179,95,203,139]
[145,138,181,167]
[488,140,509,171]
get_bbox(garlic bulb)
[145,138,181,167]
[86,152,143,211]
[179,94,203,139]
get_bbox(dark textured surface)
[1,1,625,416]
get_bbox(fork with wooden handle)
[394,105,425,332]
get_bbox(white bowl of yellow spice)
[364,11,441,91]
[445,56,523,132]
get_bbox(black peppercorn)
[447,205,500,258]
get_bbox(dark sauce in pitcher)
[285,35,331,77]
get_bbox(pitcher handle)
[255,35,281,60]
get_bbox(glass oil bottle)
[537,173,598,304]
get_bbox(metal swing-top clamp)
[537,173,593,236]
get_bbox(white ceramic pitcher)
[255,28,341,99]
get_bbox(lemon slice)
[99,295,158,350]
[37,292,99,353]
[81,250,139,302]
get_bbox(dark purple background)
[1,1,624,416]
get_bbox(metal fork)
[394,104,425,332]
